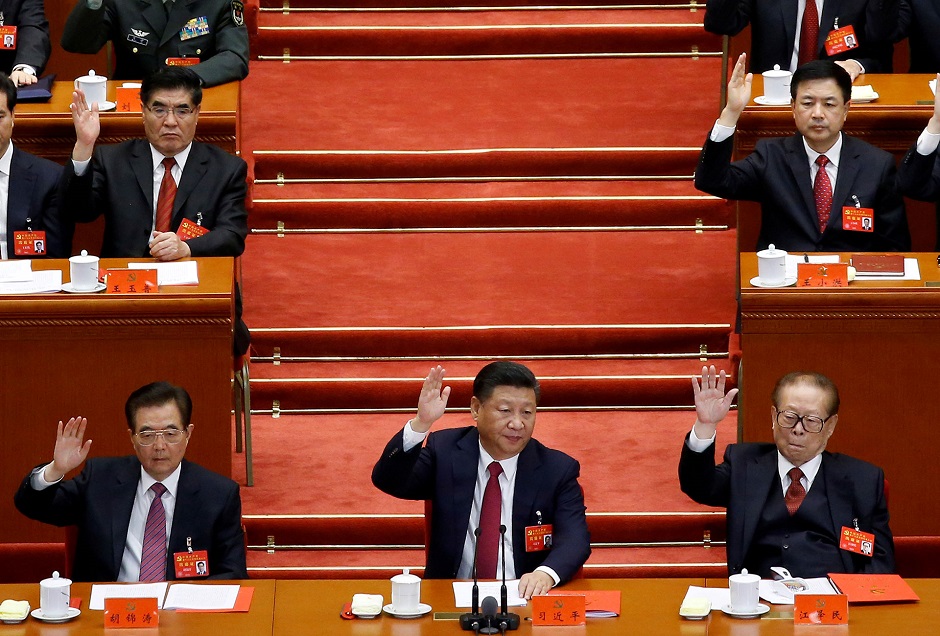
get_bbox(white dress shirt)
[0,141,13,259]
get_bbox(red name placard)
[105,269,158,294]
[103,597,159,628]
[531,595,586,626]
[797,263,850,287]
[794,594,848,624]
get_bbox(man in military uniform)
[62,0,248,87]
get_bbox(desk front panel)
[0,258,235,543]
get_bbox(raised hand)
[46,417,92,482]
[719,53,753,127]
[413,366,451,433]
[70,90,100,162]
[929,73,940,135]
[692,365,738,438]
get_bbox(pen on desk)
[804,253,810,264]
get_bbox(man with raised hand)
[695,54,909,251]
[679,366,895,577]
[373,362,591,599]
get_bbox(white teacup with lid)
[75,70,108,108]
[728,568,760,613]
[756,243,788,286]
[69,250,100,291]
[762,65,792,104]
[39,571,71,619]
[390,568,421,613]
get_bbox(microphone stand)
[497,524,520,630]
[460,527,484,631]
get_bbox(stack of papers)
[128,261,199,285]
[90,583,169,610]
[89,583,246,611]
[0,263,61,294]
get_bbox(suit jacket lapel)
[6,148,36,256]
[830,135,860,230]
[110,459,143,577]
[162,0,197,47]
[821,454,857,572]
[511,443,542,575]
[168,460,198,560]
[174,142,206,224]
[783,134,823,238]
[818,1,838,51]
[740,449,778,565]
[141,0,169,39]
[131,141,155,215]
[451,431,479,574]
[782,0,799,60]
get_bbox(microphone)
[460,527,484,631]
[480,596,499,635]
[497,524,520,631]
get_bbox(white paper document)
[759,578,838,605]
[0,270,62,294]
[128,261,199,285]
[163,584,240,610]
[453,581,526,608]
[682,585,730,612]
[0,260,32,282]
[89,582,168,610]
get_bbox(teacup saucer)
[721,603,770,619]
[96,101,117,111]
[749,276,797,288]
[62,282,106,293]
[30,607,81,623]
[754,95,791,106]
[383,602,432,618]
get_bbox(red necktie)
[814,155,833,232]
[785,467,807,516]
[139,483,168,581]
[155,157,177,234]
[799,0,819,67]
[477,462,503,579]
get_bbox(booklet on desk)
[827,573,919,603]
[547,590,620,617]
[850,254,905,276]
[15,74,54,102]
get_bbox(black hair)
[791,60,852,103]
[0,73,17,111]
[140,66,203,107]
[125,381,193,431]
[772,371,840,416]
[473,361,541,404]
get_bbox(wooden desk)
[273,578,702,635]
[0,580,275,635]
[0,258,235,543]
[15,81,238,162]
[739,252,940,535]
[734,74,938,252]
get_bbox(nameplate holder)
[531,595,585,626]
[104,597,159,628]
[105,268,158,294]
[797,263,849,287]
[794,594,848,624]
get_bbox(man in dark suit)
[0,0,50,86]
[895,1,940,72]
[62,66,248,352]
[898,76,940,200]
[679,366,895,578]
[704,0,898,77]
[62,0,248,87]
[695,56,909,251]
[0,73,68,259]
[373,362,590,599]
[14,381,247,582]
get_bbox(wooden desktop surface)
[0,258,235,543]
[739,252,940,535]
[15,81,238,161]
[1,578,937,634]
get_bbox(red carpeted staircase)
[236,0,738,579]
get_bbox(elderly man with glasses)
[15,381,246,582]
[679,366,895,577]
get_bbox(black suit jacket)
[61,0,248,87]
[5,145,71,258]
[60,138,247,258]
[896,0,940,72]
[679,438,895,576]
[372,426,591,583]
[898,143,940,201]
[0,0,50,75]
[14,456,247,582]
[704,0,898,73]
[695,132,910,251]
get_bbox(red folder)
[827,574,919,603]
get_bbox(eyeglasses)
[775,410,831,434]
[135,429,186,446]
[145,104,196,119]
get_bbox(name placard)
[531,595,586,626]
[794,594,848,624]
[103,597,159,628]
